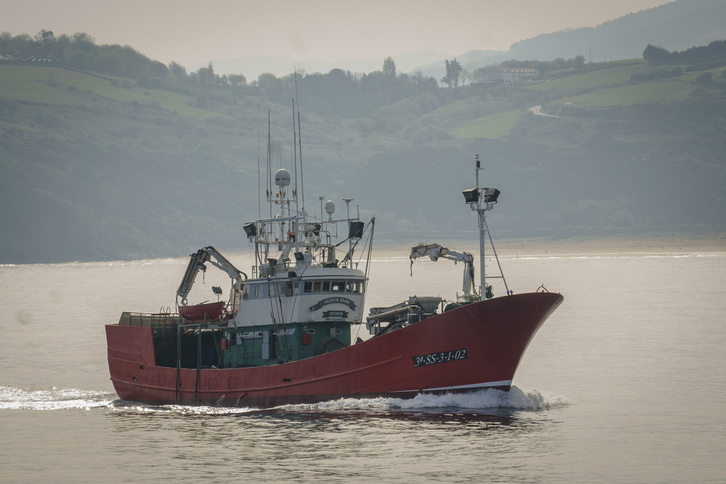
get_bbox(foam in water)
[1,385,569,415]
[276,386,570,413]
[391,386,569,410]
[111,402,259,415]
[0,385,116,411]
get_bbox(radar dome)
[275,169,291,187]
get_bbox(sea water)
[1,245,725,483]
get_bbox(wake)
[0,385,569,415]
[0,385,117,411]
[276,386,570,413]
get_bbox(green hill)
[1,56,725,263]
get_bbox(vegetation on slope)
[1,32,725,263]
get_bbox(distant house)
[497,68,539,85]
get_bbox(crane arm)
[176,246,247,312]
[410,243,478,301]
[410,243,473,264]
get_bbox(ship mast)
[463,155,509,299]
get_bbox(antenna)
[297,109,305,212]
[292,98,299,215]
[257,108,261,219]
[267,111,272,218]
[293,70,306,212]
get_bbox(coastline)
[374,234,726,259]
[495,235,726,257]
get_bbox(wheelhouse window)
[303,280,365,294]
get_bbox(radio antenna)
[293,69,306,212]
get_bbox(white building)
[497,68,538,85]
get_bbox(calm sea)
[1,245,725,483]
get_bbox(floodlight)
[463,188,479,204]
[484,188,500,203]
[349,221,365,239]
[243,222,257,237]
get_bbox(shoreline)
[494,236,726,257]
[374,234,726,258]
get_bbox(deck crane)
[409,243,484,303]
[176,246,247,317]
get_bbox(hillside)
[1,53,726,263]
[507,0,726,63]
[0,64,386,262]
[186,1,726,84]
[408,0,726,82]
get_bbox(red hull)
[106,292,563,407]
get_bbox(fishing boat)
[106,153,563,407]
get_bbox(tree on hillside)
[35,29,54,45]
[441,58,462,88]
[643,44,672,65]
[168,62,188,81]
[383,56,396,78]
[256,72,282,91]
[643,41,726,66]
[471,65,499,83]
[71,32,95,52]
[195,62,216,87]
[227,73,247,86]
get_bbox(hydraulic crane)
[409,243,483,303]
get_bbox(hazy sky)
[4,0,672,68]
